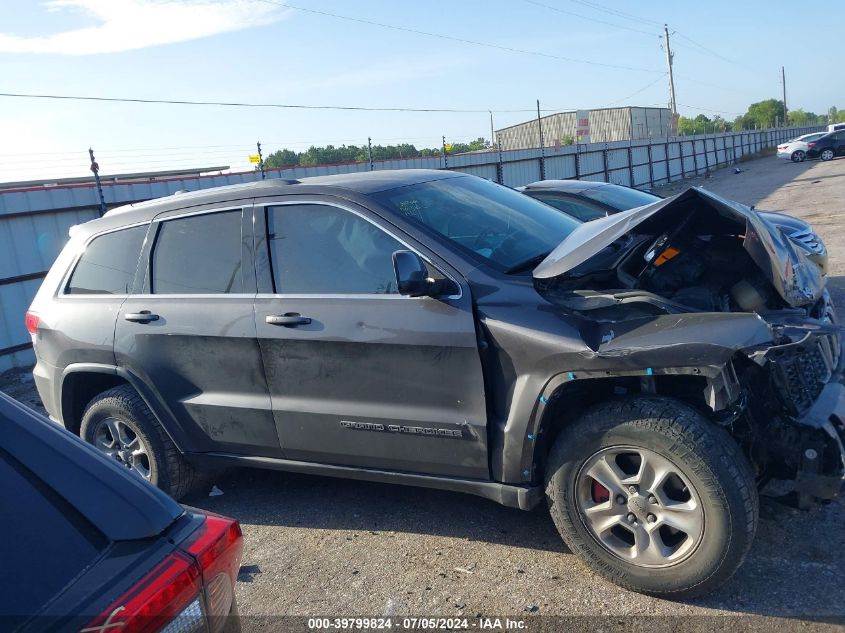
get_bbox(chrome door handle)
[265,313,312,327]
[124,311,159,323]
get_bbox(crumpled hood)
[533,186,824,307]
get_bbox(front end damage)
[531,187,845,506]
[735,322,845,505]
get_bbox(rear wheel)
[791,150,805,162]
[821,148,835,161]
[81,385,199,499]
[544,397,758,597]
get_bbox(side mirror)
[392,250,431,296]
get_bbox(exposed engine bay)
[533,187,826,321]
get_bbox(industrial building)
[495,106,677,151]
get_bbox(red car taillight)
[808,142,817,148]
[81,552,202,633]
[25,311,39,335]
[184,512,244,631]
[81,513,243,633]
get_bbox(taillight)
[81,513,242,633]
[183,512,243,632]
[808,142,816,148]
[81,552,203,633]
[25,311,39,335]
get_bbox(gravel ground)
[3,154,845,628]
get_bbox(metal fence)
[0,125,822,370]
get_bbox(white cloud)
[0,0,286,55]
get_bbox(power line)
[673,31,739,66]
[676,102,743,116]
[564,0,661,27]
[560,0,740,68]
[521,0,658,36]
[602,74,667,107]
[259,0,660,72]
[0,91,552,113]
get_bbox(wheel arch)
[520,365,741,485]
[60,363,187,451]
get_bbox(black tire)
[544,396,758,598]
[820,149,835,161]
[80,385,199,500]
[791,150,805,162]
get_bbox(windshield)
[580,184,661,211]
[373,175,580,271]
[797,133,825,142]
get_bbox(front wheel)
[820,149,835,161]
[791,150,806,162]
[545,397,758,597]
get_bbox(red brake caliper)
[591,480,610,503]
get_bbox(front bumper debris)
[794,381,845,501]
[745,326,845,504]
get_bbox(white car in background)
[777,132,826,162]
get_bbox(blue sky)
[0,0,842,181]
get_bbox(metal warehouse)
[495,106,677,151]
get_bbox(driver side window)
[267,204,404,295]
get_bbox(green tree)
[788,109,811,126]
[265,148,299,168]
[710,115,731,132]
[742,99,786,128]
[677,114,712,135]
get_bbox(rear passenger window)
[66,225,146,295]
[151,210,244,294]
[267,204,403,294]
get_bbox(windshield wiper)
[505,251,553,274]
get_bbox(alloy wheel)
[792,151,805,162]
[576,446,705,568]
[93,416,152,480]
[821,149,834,161]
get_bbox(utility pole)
[489,110,496,150]
[663,25,677,115]
[536,99,546,180]
[781,66,788,126]
[367,137,374,171]
[256,141,265,180]
[88,148,107,216]
[442,135,448,169]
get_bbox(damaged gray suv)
[28,170,845,597]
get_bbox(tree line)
[677,100,844,135]
[265,137,491,168]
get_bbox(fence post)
[665,140,671,182]
[536,99,546,181]
[647,139,654,188]
[680,140,687,180]
[703,136,710,172]
[88,148,107,216]
[496,145,504,185]
[602,143,609,182]
[574,144,581,180]
[627,142,635,187]
[691,136,700,175]
[256,141,266,180]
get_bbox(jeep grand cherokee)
[27,170,845,597]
